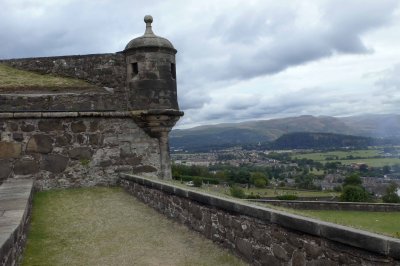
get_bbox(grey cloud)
[179,90,212,110]
[375,63,400,92]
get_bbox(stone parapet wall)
[249,200,400,212]
[0,179,33,266]
[0,112,161,190]
[0,53,126,91]
[120,174,400,266]
[0,53,128,111]
[0,92,118,112]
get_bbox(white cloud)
[0,0,400,128]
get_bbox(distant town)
[172,146,400,198]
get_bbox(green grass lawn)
[286,209,400,238]
[0,64,96,91]
[22,187,246,266]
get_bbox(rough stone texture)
[41,154,69,173]
[26,134,53,154]
[0,160,11,182]
[0,53,128,112]
[0,117,160,189]
[14,159,39,175]
[0,142,21,159]
[68,147,93,160]
[120,175,400,266]
[0,179,33,266]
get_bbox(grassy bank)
[22,187,246,266]
[0,64,96,91]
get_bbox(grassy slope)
[0,64,95,90]
[22,187,246,266]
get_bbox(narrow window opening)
[132,63,138,77]
[171,63,176,80]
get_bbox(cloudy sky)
[1,0,400,128]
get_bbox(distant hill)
[270,132,373,150]
[170,114,400,151]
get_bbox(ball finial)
[144,15,153,24]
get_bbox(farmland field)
[294,149,400,167]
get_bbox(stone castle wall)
[0,53,128,111]
[0,112,161,190]
[120,175,400,266]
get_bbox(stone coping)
[0,111,130,118]
[119,174,400,260]
[246,199,400,212]
[0,52,118,61]
[0,109,183,119]
[0,178,33,263]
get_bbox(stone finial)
[144,15,154,35]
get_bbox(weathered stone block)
[304,242,323,259]
[71,121,86,133]
[292,250,306,266]
[0,142,21,159]
[20,123,35,132]
[14,159,39,175]
[55,134,72,146]
[76,134,86,144]
[0,160,11,180]
[319,223,387,255]
[388,240,400,260]
[260,254,282,266]
[271,212,320,236]
[235,238,253,259]
[68,147,93,160]
[12,133,23,142]
[41,154,69,173]
[306,258,337,266]
[38,119,63,132]
[89,121,99,131]
[26,135,53,154]
[272,243,289,261]
[88,134,103,146]
[131,165,157,174]
[6,122,18,131]
[252,228,272,246]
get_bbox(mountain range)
[170,114,400,151]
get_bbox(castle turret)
[124,15,178,110]
[124,15,183,179]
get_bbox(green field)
[22,187,246,266]
[285,209,400,238]
[294,149,400,167]
[170,180,339,198]
[242,187,339,198]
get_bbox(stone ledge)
[0,178,33,265]
[119,173,400,260]
[247,199,400,212]
[0,111,132,119]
